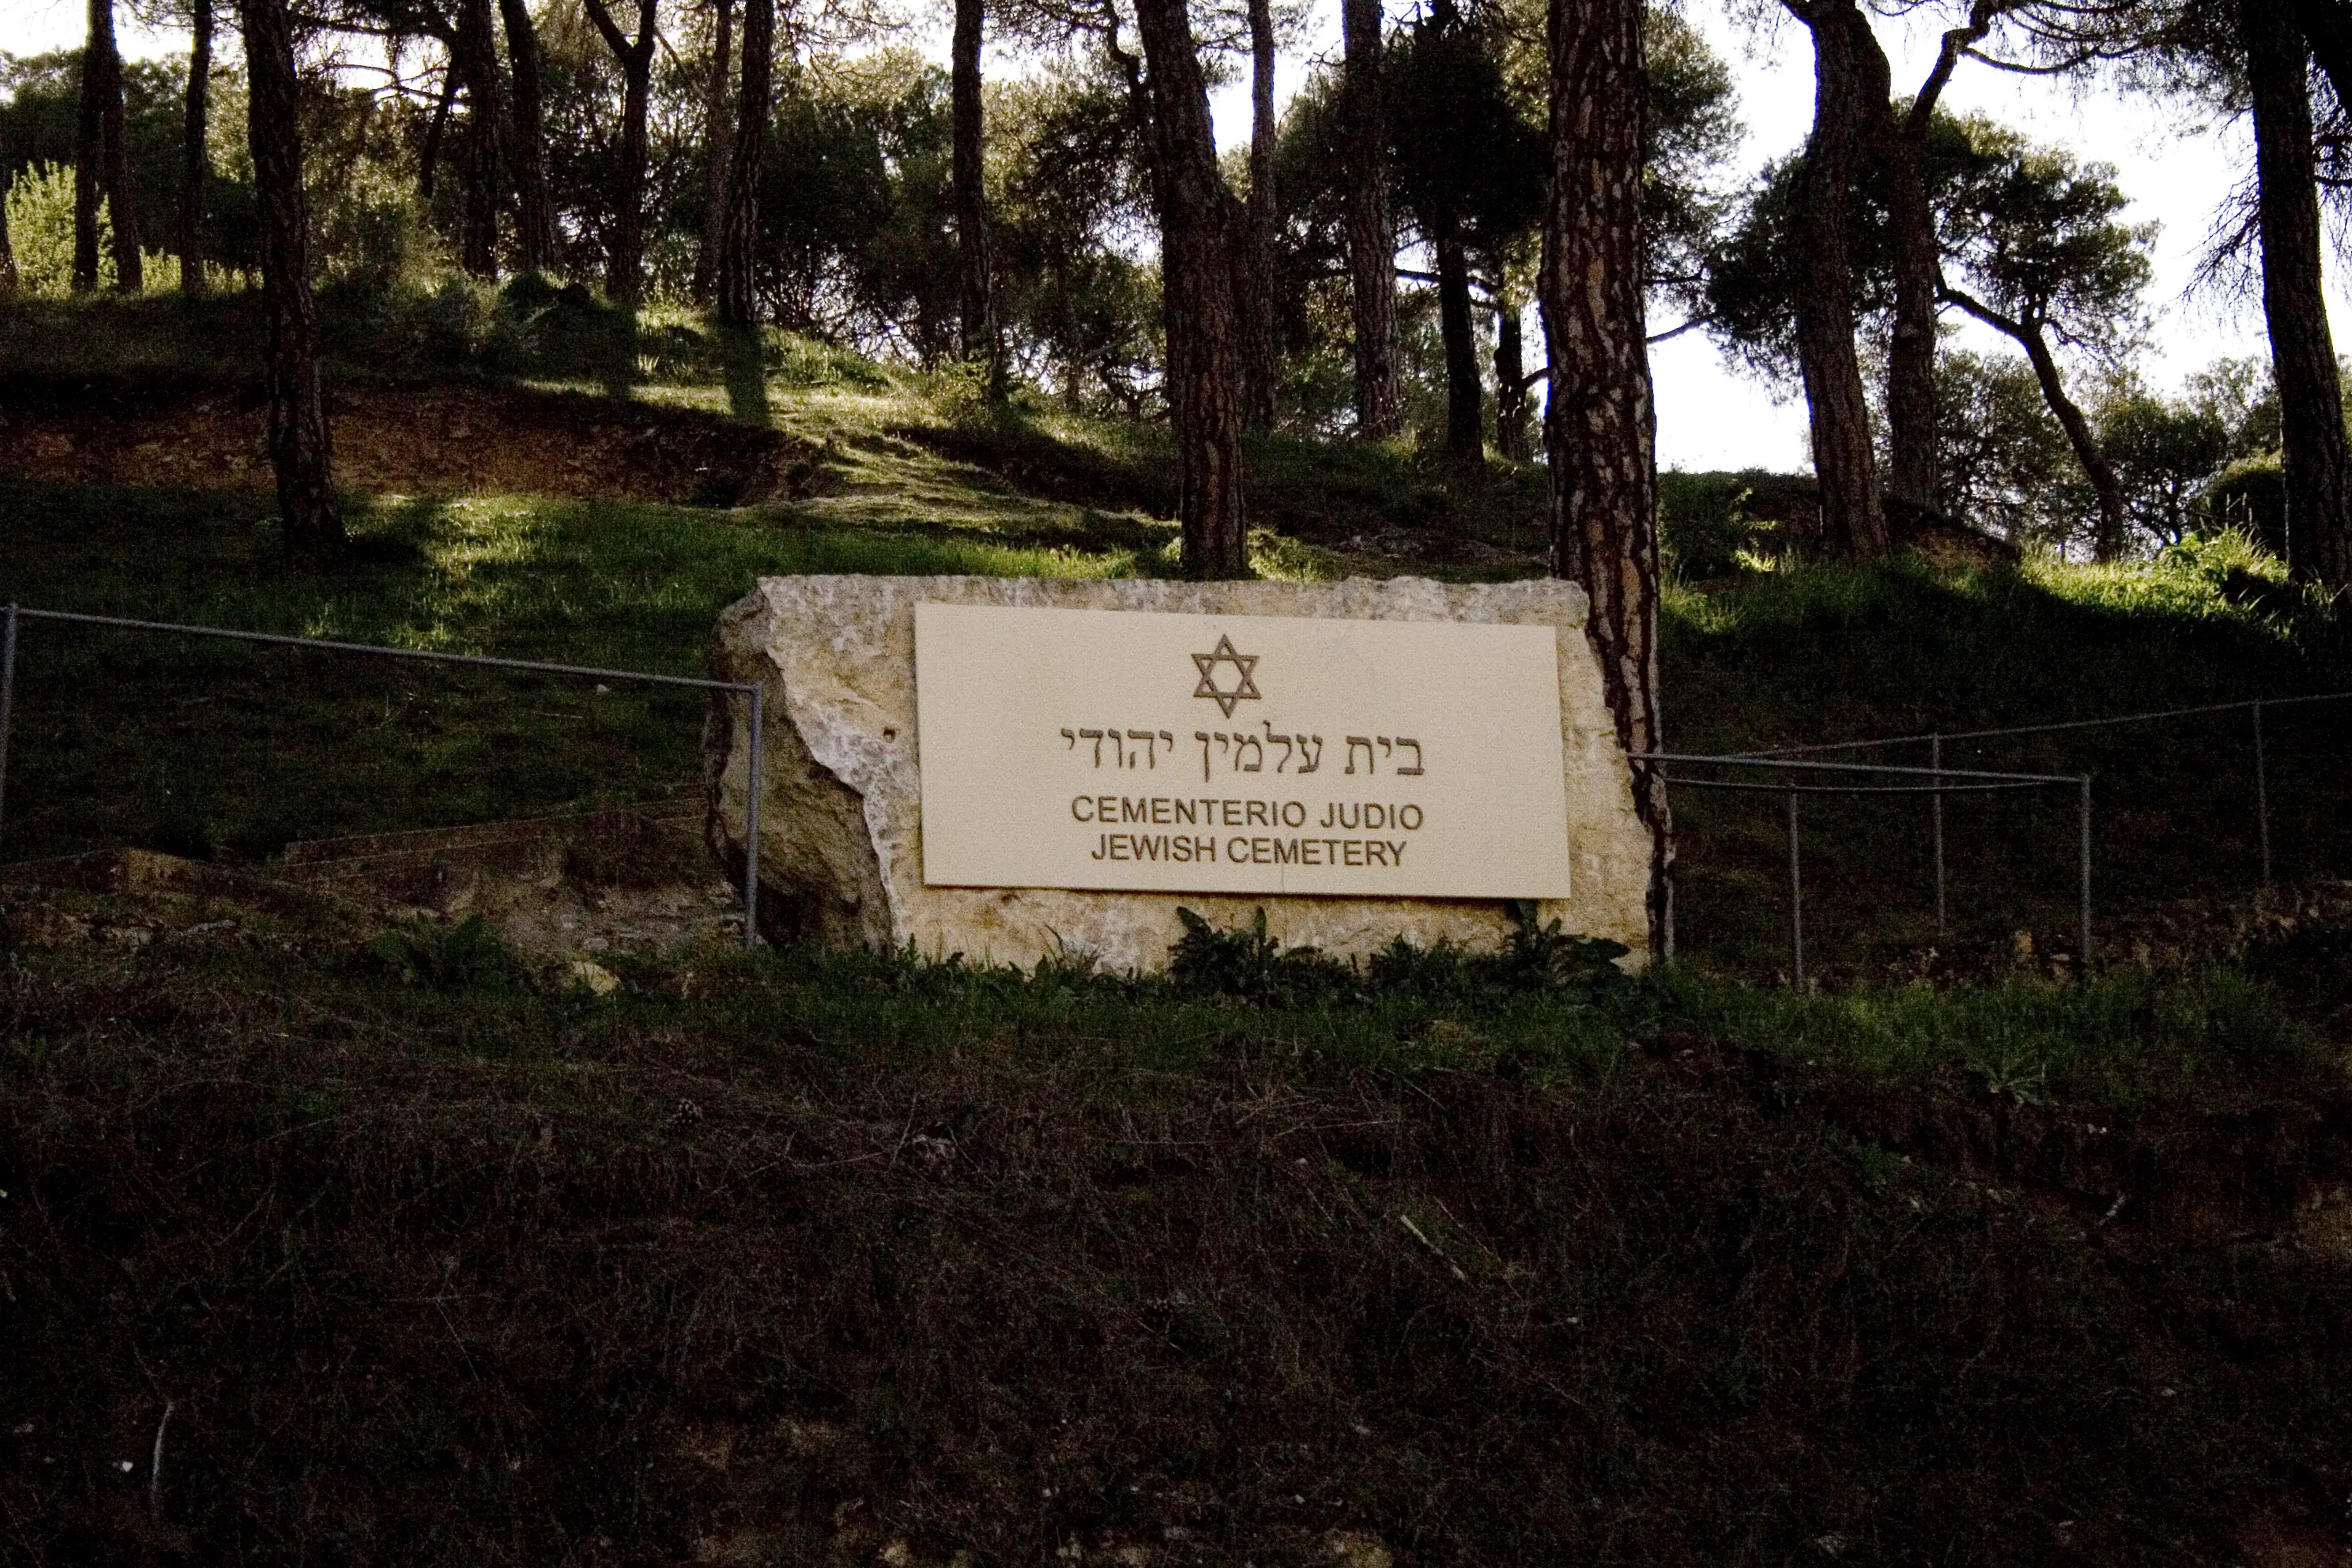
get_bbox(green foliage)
[1934,348,2076,542]
[1648,964,2317,1107]
[1939,114,2153,353]
[1166,904,1630,1011]
[2201,454,2286,556]
[0,52,200,265]
[1167,906,1353,1006]
[3,162,103,297]
[367,915,516,991]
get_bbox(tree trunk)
[1342,0,1401,439]
[951,0,996,370]
[1784,0,1888,558]
[99,0,142,291]
[453,0,505,279]
[1133,0,1250,577]
[0,187,17,297]
[1544,0,1669,956]
[715,0,772,327]
[74,0,112,292]
[1880,2,1995,520]
[583,0,657,304]
[1881,103,1940,518]
[1235,0,1279,429]
[698,0,733,305]
[1435,218,1482,463]
[237,0,346,562]
[1492,288,1530,461]
[2245,0,2352,589]
[499,0,554,274]
[419,63,458,199]
[1951,291,2127,557]
[180,0,212,294]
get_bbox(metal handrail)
[0,603,766,949]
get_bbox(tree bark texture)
[1435,221,1483,462]
[951,0,996,368]
[1880,1,1995,519]
[698,0,733,304]
[180,0,212,293]
[1880,78,1939,515]
[583,0,658,303]
[2244,0,2352,589]
[237,0,347,561]
[1544,0,1670,954]
[99,0,142,291]
[1342,0,1401,439]
[1493,292,1531,461]
[715,0,772,327]
[419,64,458,199]
[453,0,506,278]
[1784,0,1889,558]
[74,0,114,292]
[180,0,215,293]
[1134,0,1250,577]
[499,0,555,274]
[1236,0,1279,429]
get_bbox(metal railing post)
[2078,774,2093,983]
[1786,789,1804,991]
[0,603,17,853]
[742,683,764,950]
[2252,699,2272,888]
[1930,732,1946,936]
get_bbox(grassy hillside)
[5,888,2349,1564]
[4,289,2352,1565]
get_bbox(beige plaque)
[914,602,1573,898]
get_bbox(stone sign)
[914,604,1574,899]
[706,575,1652,973]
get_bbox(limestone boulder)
[705,574,1652,973]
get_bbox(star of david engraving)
[1190,634,1262,719]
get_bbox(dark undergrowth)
[4,901,2351,1565]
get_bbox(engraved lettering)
[1396,738,1424,776]
[1127,730,1157,768]
[1296,734,1322,773]
[1388,839,1407,864]
[1236,733,1263,772]
[1345,736,1375,774]
[1080,728,1104,766]
[1265,722,1292,772]
[1072,796,1094,822]
[1195,732,1213,781]
[1281,800,1305,827]
[1400,804,1423,830]
[1062,728,1077,749]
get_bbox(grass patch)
[0,478,1141,860]
[3,906,2347,1563]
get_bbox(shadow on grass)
[719,327,771,424]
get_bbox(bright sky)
[7,0,2340,474]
